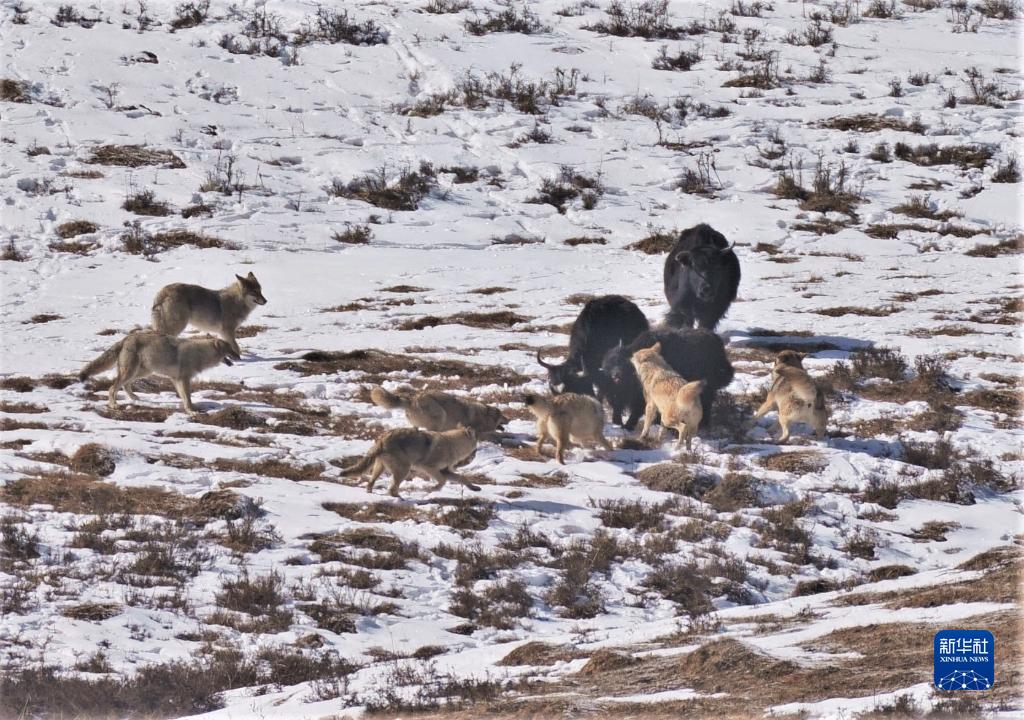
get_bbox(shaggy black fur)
[599,327,734,429]
[663,223,740,331]
[537,295,649,423]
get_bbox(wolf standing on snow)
[753,350,828,443]
[341,426,480,497]
[79,330,240,413]
[150,272,267,356]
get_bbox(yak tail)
[340,439,383,477]
[369,386,408,410]
[79,340,124,381]
[814,386,826,411]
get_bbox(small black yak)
[600,327,734,430]
[537,295,649,422]
[664,224,740,331]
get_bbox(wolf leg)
[364,460,384,493]
[386,462,411,497]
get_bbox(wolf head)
[236,272,268,307]
[213,339,242,366]
[775,350,805,370]
[483,405,509,432]
[630,342,663,369]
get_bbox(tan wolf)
[370,386,508,435]
[340,426,480,497]
[79,330,240,413]
[631,343,706,450]
[150,272,267,355]
[523,392,611,464]
[753,350,828,443]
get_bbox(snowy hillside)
[1,0,1021,718]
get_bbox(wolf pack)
[79,223,828,498]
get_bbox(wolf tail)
[79,340,124,381]
[340,439,383,477]
[370,386,408,410]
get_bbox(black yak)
[663,223,740,331]
[599,327,734,430]
[537,295,649,423]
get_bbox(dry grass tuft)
[278,349,529,388]
[86,144,186,169]
[55,220,99,238]
[69,443,117,477]
[626,230,677,254]
[61,602,122,621]
[398,311,530,331]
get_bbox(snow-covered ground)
[1,1,1021,718]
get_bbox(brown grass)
[626,230,676,254]
[564,236,607,246]
[69,443,117,477]
[893,142,993,169]
[398,311,530,331]
[322,501,424,523]
[0,471,245,524]
[148,229,235,251]
[758,451,826,474]
[0,400,48,414]
[196,407,268,430]
[49,239,98,254]
[61,602,122,621]
[1,78,31,103]
[966,236,1023,257]
[212,457,324,482]
[55,220,98,238]
[277,349,530,388]
[818,113,926,133]
[23,313,62,324]
[85,144,186,168]
[496,642,579,667]
[811,305,899,317]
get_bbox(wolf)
[150,272,267,356]
[370,386,508,435]
[79,330,240,413]
[753,350,828,443]
[631,343,706,451]
[523,392,611,464]
[340,426,480,497]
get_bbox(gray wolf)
[663,224,740,330]
[340,426,480,497]
[79,330,240,413]
[523,392,611,464]
[536,295,649,425]
[753,350,827,443]
[150,272,267,355]
[600,328,733,430]
[369,386,507,434]
[631,343,706,450]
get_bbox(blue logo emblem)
[934,630,994,691]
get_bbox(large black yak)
[599,327,734,430]
[537,295,649,424]
[664,224,740,331]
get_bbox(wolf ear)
[247,271,257,280]
[236,274,247,284]
[674,251,691,266]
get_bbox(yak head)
[673,242,735,302]
[536,351,594,396]
[599,342,635,386]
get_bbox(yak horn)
[536,350,556,369]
